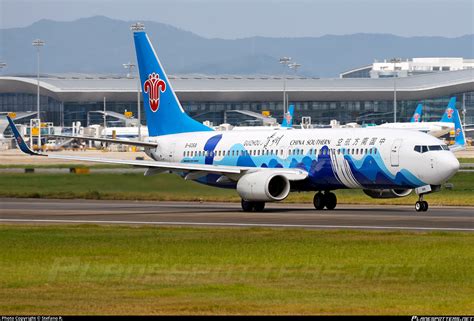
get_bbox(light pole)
[279,57,291,117]
[32,39,45,149]
[130,22,145,140]
[390,57,401,123]
[288,62,301,109]
[123,62,142,139]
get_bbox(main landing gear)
[313,191,337,210]
[241,199,265,212]
[415,194,429,212]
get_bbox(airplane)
[410,104,423,123]
[281,104,295,128]
[377,97,457,137]
[79,103,294,140]
[7,29,465,213]
[216,104,295,131]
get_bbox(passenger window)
[374,149,377,155]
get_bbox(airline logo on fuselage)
[144,72,166,112]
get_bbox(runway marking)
[0,218,473,232]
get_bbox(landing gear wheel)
[325,192,337,210]
[241,199,254,212]
[422,201,429,212]
[241,200,266,212]
[415,194,429,212]
[415,201,423,212]
[253,202,265,212]
[313,192,325,210]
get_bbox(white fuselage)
[377,122,454,138]
[145,127,459,190]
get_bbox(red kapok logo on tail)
[144,73,166,112]
[446,108,454,119]
[413,113,420,122]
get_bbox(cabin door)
[390,139,402,167]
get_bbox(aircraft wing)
[48,134,157,148]
[7,116,308,181]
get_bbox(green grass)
[0,171,473,206]
[458,157,474,164]
[0,225,472,315]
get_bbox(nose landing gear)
[415,195,429,212]
[313,191,337,210]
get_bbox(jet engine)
[363,188,413,199]
[236,171,291,202]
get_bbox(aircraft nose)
[438,153,459,182]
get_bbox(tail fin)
[452,109,466,148]
[440,97,457,123]
[410,104,423,123]
[133,31,213,136]
[281,104,294,128]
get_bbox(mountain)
[1,16,473,77]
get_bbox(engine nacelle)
[363,188,413,199]
[237,171,291,202]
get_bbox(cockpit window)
[415,145,448,153]
[428,145,442,151]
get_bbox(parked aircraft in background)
[377,97,457,137]
[410,104,423,123]
[7,30,465,212]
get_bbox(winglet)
[281,104,295,128]
[449,109,466,152]
[6,116,42,156]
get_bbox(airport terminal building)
[0,69,473,128]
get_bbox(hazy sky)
[1,0,473,38]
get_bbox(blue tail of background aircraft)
[133,31,213,136]
[453,108,466,147]
[440,97,457,123]
[410,104,423,123]
[281,104,294,128]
